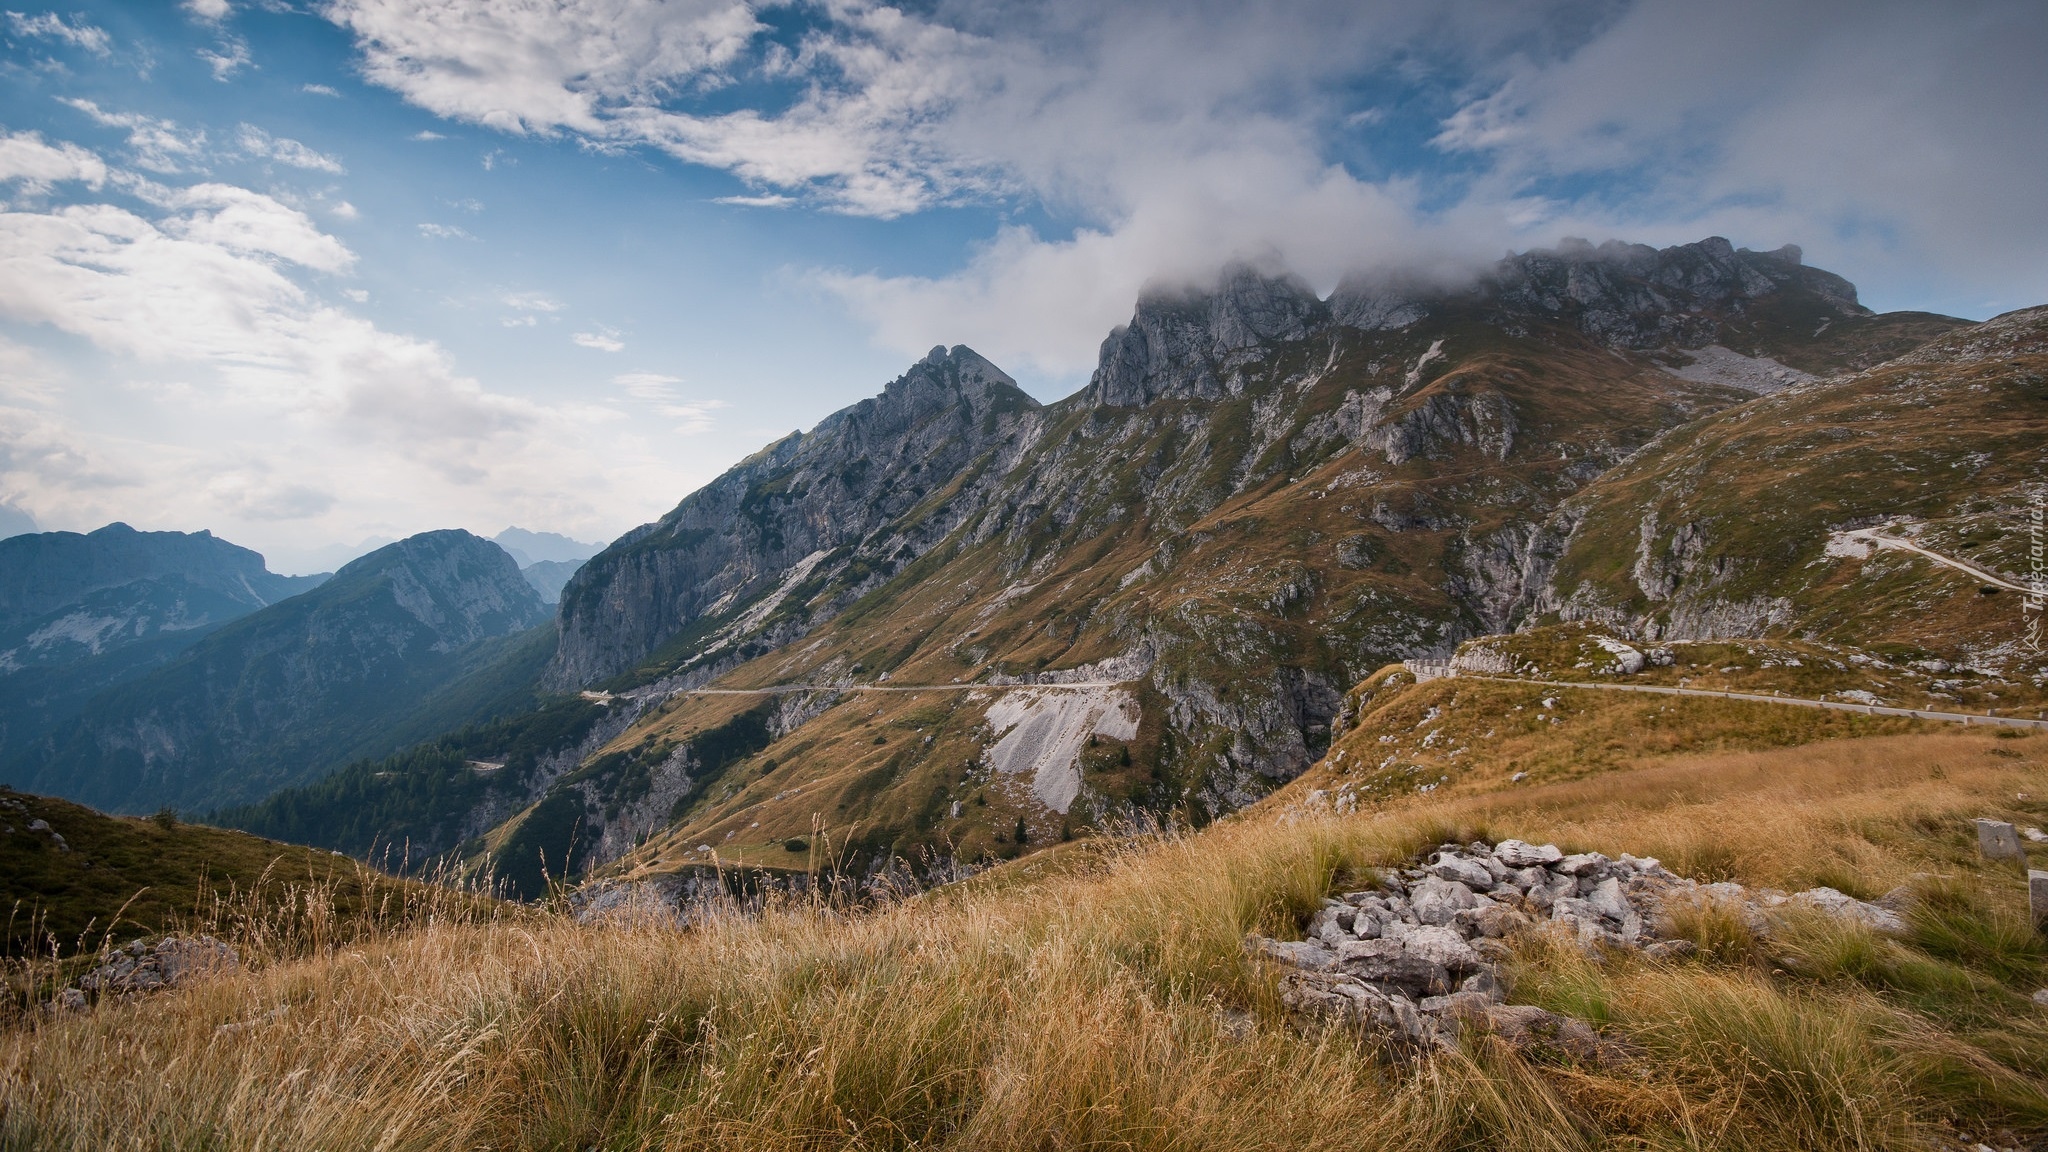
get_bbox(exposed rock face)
[1088,264,1329,407]
[13,530,547,813]
[548,346,1040,689]
[1326,238,1869,353]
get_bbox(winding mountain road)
[1840,527,2036,595]
[1455,674,2048,732]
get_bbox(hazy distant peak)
[492,526,603,567]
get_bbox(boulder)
[1494,840,1564,868]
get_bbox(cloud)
[410,129,445,141]
[323,0,2048,366]
[6,11,110,55]
[502,291,559,312]
[237,125,345,173]
[1429,0,2048,309]
[0,153,704,563]
[612,370,680,400]
[416,222,472,239]
[301,83,340,97]
[342,287,368,302]
[181,0,230,21]
[611,371,722,432]
[572,327,623,352]
[198,37,251,80]
[0,130,108,194]
[61,99,208,174]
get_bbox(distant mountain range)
[15,236,2041,900]
[0,524,328,772]
[224,236,2042,896]
[6,529,551,813]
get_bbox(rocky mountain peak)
[333,530,548,652]
[1483,236,1868,348]
[1087,262,1327,408]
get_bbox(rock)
[1433,852,1499,889]
[1976,819,2025,861]
[2032,988,2048,1007]
[1466,903,1533,939]
[1409,876,1480,925]
[1583,877,1633,923]
[1554,852,1608,876]
[1522,871,1577,912]
[1458,968,1504,1001]
[1793,887,1909,935]
[76,935,238,998]
[1246,936,1336,972]
[1494,839,1564,868]
[1402,925,1485,973]
[2032,870,2048,930]
[1472,1004,1621,1065]
[1643,939,1698,961]
[1334,937,1453,993]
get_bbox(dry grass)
[3,728,2045,1151]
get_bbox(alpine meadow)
[2,2,2046,1150]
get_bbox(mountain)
[8,530,551,814]
[518,559,584,605]
[1535,303,2048,669]
[492,527,603,567]
[548,344,1039,688]
[234,236,1992,891]
[0,524,327,765]
[0,502,35,540]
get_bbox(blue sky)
[1,0,2043,572]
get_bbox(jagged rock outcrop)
[1330,237,1869,353]
[12,530,548,812]
[1088,264,1329,407]
[548,346,1040,689]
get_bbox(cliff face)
[546,345,1040,689]
[13,530,548,813]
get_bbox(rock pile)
[1246,838,1908,1054]
[53,935,240,1010]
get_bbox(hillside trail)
[1451,675,2048,731]
[1840,526,2036,594]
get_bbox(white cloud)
[502,291,559,312]
[182,0,230,21]
[237,125,345,173]
[198,37,251,81]
[417,222,472,239]
[6,11,111,55]
[1429,0,2048,311]
[322,0,2048,365]
[327,200,358,220]
[342,287,368,302]
[0,172,698,567]
[613,370,680,399]
[611,371,722,432]
[61,99,208,174]
[572,327,623,352]
[302,83,340,97]
[410,129,445,141]
[0,130,107,194]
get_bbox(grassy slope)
[4,686,2045,1150]
[1545,306,2048,668]
[0,788,398,957]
